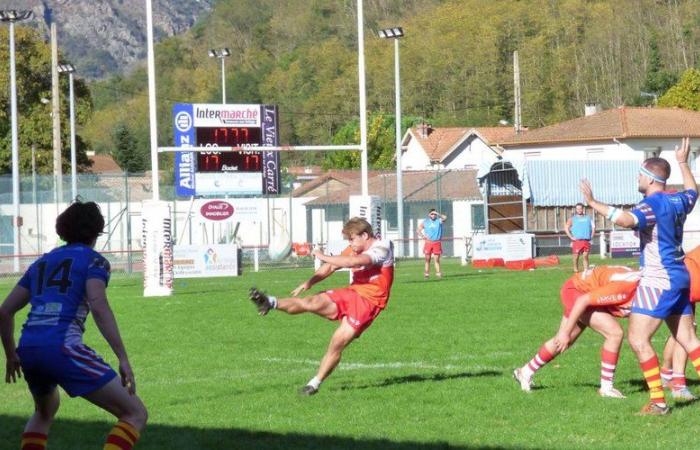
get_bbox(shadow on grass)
[337,370,501,391]
[401,272,499,284]
[0,415,509,450]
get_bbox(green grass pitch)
[1,257,697,449]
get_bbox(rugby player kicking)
[249,217,394,395]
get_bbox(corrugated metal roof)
[524,160,642,206]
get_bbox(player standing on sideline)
[513,266,639,397]
[248,217,394,395]
[0,201,147,450]
[580,137,700,415]
[564,203,595,273]
[418,209,447,279]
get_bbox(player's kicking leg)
[248,288,337,319]
[514,317,585,392]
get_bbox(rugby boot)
[299,384,319,396]
[671,387,698,401]
[249,287,273,316]
[637,402,670,416]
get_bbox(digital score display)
[173,103,280,197]
[195,127,262,172]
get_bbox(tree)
[111,122,146,173]
[323,114,422,170]
[658,68,700,111]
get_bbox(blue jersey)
[570,215,593,240]
[423,217,443,241]
[17,244,111,348]
[630,189,697,290]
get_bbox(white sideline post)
[599,231,607,259]
[142,200,173,297]
[253,246,259,272]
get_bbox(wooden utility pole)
[51,22,62,203]
[513,50,522,134]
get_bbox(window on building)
[471,204,485,230]
[643,146,661,159]
[690,149,700,173]
[384,203,398,229]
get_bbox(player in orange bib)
[514,265,640,397]
[658,244,700,400]
[248,217,394,395]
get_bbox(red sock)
[104,421,140,450]
[672,372,687,390]
[689,346,700,377]
[660,366,673,384]
[640,355,666,406]
[600,349,619,387]
[21,432,47,450]
[526,345,555,375]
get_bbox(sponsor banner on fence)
[174,244,239,278]
[196,199,259,223]
[610,230,640,258]
[472,233,535,262]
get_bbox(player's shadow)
[337,370,501,391]
[0,414,514,450]
[402,272,499,284]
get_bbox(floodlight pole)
[68,71,77,200]
[145,0,160,201]
[1,10,33,272]
[379,27,405,256]
[59,64,77,200]
[209,49,231,104]
[220,57,226,104]
[357,0,369,196]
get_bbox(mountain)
[0,0,214,79]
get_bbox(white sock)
[307,376,322,389]
[521,365,534,379]
[268,296,278,309]
[600,380,613,391]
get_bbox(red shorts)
[572,239,591,254]
[326,288,383,336]
[423,240,442,256]
[559,279,625,318]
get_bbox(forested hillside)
[3,0,700,176]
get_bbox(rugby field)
[1,257,696,449]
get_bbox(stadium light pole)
[1,9,33,272]
[378,26,405,256]
[145,0,160,201]
[58,63,78,201]
[208,48,231,104]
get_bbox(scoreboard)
[173,103,280,197]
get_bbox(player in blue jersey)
[580,137,700,415]
[418,208,447,279]
[0,201,146,450]
[564,203,595,273]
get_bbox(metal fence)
[0,170,599,279]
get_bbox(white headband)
[639,166,666,183]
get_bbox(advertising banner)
[609,230,640,258]
[173,244,239,278]
[173,103,196,197]
[472,233,535,261]
[261,104,280,194]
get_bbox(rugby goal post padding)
[142,200,174,297]
[349,195,382,239]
